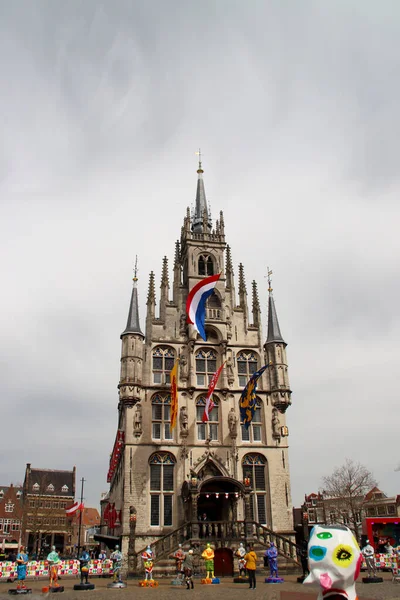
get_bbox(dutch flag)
[186,273,221,341]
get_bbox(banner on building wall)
[239,364,270,429]
[202,362,225,423]
[170,360,179,429]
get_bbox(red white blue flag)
[186,274,221,341]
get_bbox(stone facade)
[104,163,294,558]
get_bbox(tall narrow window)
[242,454,269,525]
[237,351,258,387]
[152,346,175,384]
[195,349,217,386]
[196,396,219,441]
[151,394,173,441]
[241,398,262,442]
[149,453,176,527]
[198,255,214,276]
[206,292,222,320]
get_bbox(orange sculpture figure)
[47,546,61,588]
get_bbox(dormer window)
[61,485,69,493]
[0,490,3,498]
[16,491,22,498]
[198,255,214,276]
[47,484,55,492]
[32,483,40,492]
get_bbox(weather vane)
[266,266,273,293]
[195,148,203,170]
[133,255,138,282]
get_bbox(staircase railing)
[249,521,299,563]
[135,521,192,574]
[134,519,299,574]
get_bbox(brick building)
[23,464,76,555]
[0,484,23,554]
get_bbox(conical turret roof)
[121,275,144,338]
[267,292,285,344]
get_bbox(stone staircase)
[133,520,300,578]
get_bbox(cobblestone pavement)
[0,573,398,600]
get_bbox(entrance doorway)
[214,547,234,577]
[197,476,244,523]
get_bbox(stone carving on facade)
[179,348,189,381]
[228,407,238,437]
[272,408,281,440]
[226,356,235,386]
[179,313,187,336]
[134,403,142,436]
[179,406,189,436]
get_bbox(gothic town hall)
[101,160,295,566]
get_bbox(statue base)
[73,583,95,590]
[233,577,249,583]
[297,575,307,583]
[139,579,158,587]
[362,576,383,584]
[265,576,284,584]
[201,578,213,584]
[8,590,32,595]
[50,586,64,593]
[211,578,220,584]
[107,582,127,589]
[171,578,184,586]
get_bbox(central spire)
[192,149,211,233]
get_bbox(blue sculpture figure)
[79,547,91,584]
[266,542,278,578]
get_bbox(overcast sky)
[1,1,399,511]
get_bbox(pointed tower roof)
[121,262,144,338]
[192,150,211,233]
[266,270,285,344]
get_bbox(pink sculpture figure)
[304,524,362,600]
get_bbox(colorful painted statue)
[266,542,279,578]
[170,544,185,579]
[141,546,154,581]
[16,546,28,590]
[236,542,246,577]
[47,546,61,587]
[110,545,123,582]
[79,547,91,585]
[201,543,215,579]
[304,524,362,600]
[361,540,376,578]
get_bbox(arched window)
[241,398,263,443]
[152,346,175,384]
[198,255,214,276]
[206,292,222,320]
[151,394,173,441]
[32,483,40,492]
[47,484,54,492]
[237,351,258,387]
[242,454,269,525]
[149,452,176,527]
[195,349,217,386]
[196,396,219,441]
[61,485,69,493]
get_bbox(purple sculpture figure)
[265,542,284,584]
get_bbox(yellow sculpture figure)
[201,543,215,580]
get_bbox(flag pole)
[76,477,85,558]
